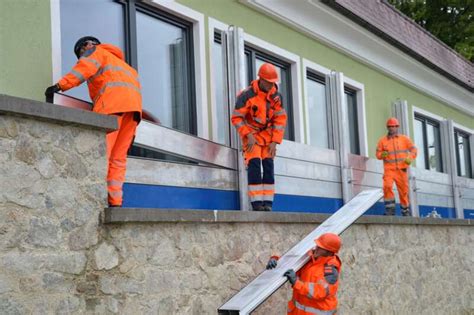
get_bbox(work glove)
[283,269,297,286]
[45,84,60,98]
[266,257,278,270]
[404,157,412,165]
[381,151,389,159]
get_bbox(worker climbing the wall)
[45,36,142,208]
[376,117,417,216]
[231,63,287,211]
[267,233,342,314]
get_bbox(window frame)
[243,33,304,143]
[208,18,231,145]
[52,0,209,139]
[413,112,444,172]
[453,123,474,179]
[302,59,331,149]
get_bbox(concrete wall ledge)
[0,94,117,131]
[104,208,472,226]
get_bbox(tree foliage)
[388,0,474,62]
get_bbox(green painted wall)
[178,0,473,157]
[0,0,52,102]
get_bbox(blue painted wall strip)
[463,209,474,219]
[123,183,457,218]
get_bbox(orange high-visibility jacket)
[376,134,417,170]
[58,44,142,116]
[231,80,287,146]
[288,255,342,314]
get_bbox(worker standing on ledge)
[45,36,142,208]
[231,63,287,211]
[376,117,417,216]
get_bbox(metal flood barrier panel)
[218,189,383,315]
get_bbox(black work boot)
[252,202,264,211]
[263,205,272,212]
[384,206,395,216]
[401,207,411,216]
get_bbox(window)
[306,72,330,148]
[59,0,196,135]
[454,129,472,178]
[60,0,125,101]
[414,114,443,172]
[244,47,294,141]
[136,7,195,134]
[344,88,360,155]
[212,32,230,146]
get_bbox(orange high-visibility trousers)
[383,168,409,208]
[243,141,275,208]
[106,112,138,206]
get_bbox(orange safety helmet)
[386,117,399,127]
[258,63,279,83]
[315,233,341,254]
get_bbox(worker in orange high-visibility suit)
[376,117,417,216]
[267,233,342,314]
[45,36,142,207]
[231,63,287,211]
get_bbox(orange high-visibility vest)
[231,80,287,146]
[288,255,341,315]
[58,44,142,117]
[376,134,417,170]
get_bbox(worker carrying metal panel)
[376,117,417,216]
[218,189,383,314]
[231,63,287,211]
[267,233,342,314]
[45,36,142,208]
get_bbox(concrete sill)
[104,208,472,226]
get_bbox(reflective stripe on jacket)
[58,44,142,117]
[231,80,287,145]
[288,255,341,315]
[376,134,417,170]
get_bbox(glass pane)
[414,119,426,169]
[426,123,442,172]
[60,0,125,101]
[457,133,472,178]
[212,38,230,145]
[137,11,193,133]
[345,91,360,155]
[307,77,329,148]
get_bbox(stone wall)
[0,95,472,315]
[0,95,115,314]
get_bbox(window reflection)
[414,118,426,169]
[345,90,360,155]
[306,74,329,148]
[136,11,193,134]
[212,34,230,146]
[414,114,443,172]
[60,0,125,101]
[455,130,472,178]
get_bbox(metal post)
[392,100,419,217]
[328,72,352,204]
[443,120,462,218]
[226,26,249,211]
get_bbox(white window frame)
[302,59,330,148]
[411,105,445,171]
[343,76,368,157]
[50,0,209,140]
[243,34,304,143]
[302,59,367,156]
[208,17,230,144]
[452,122,474,179]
